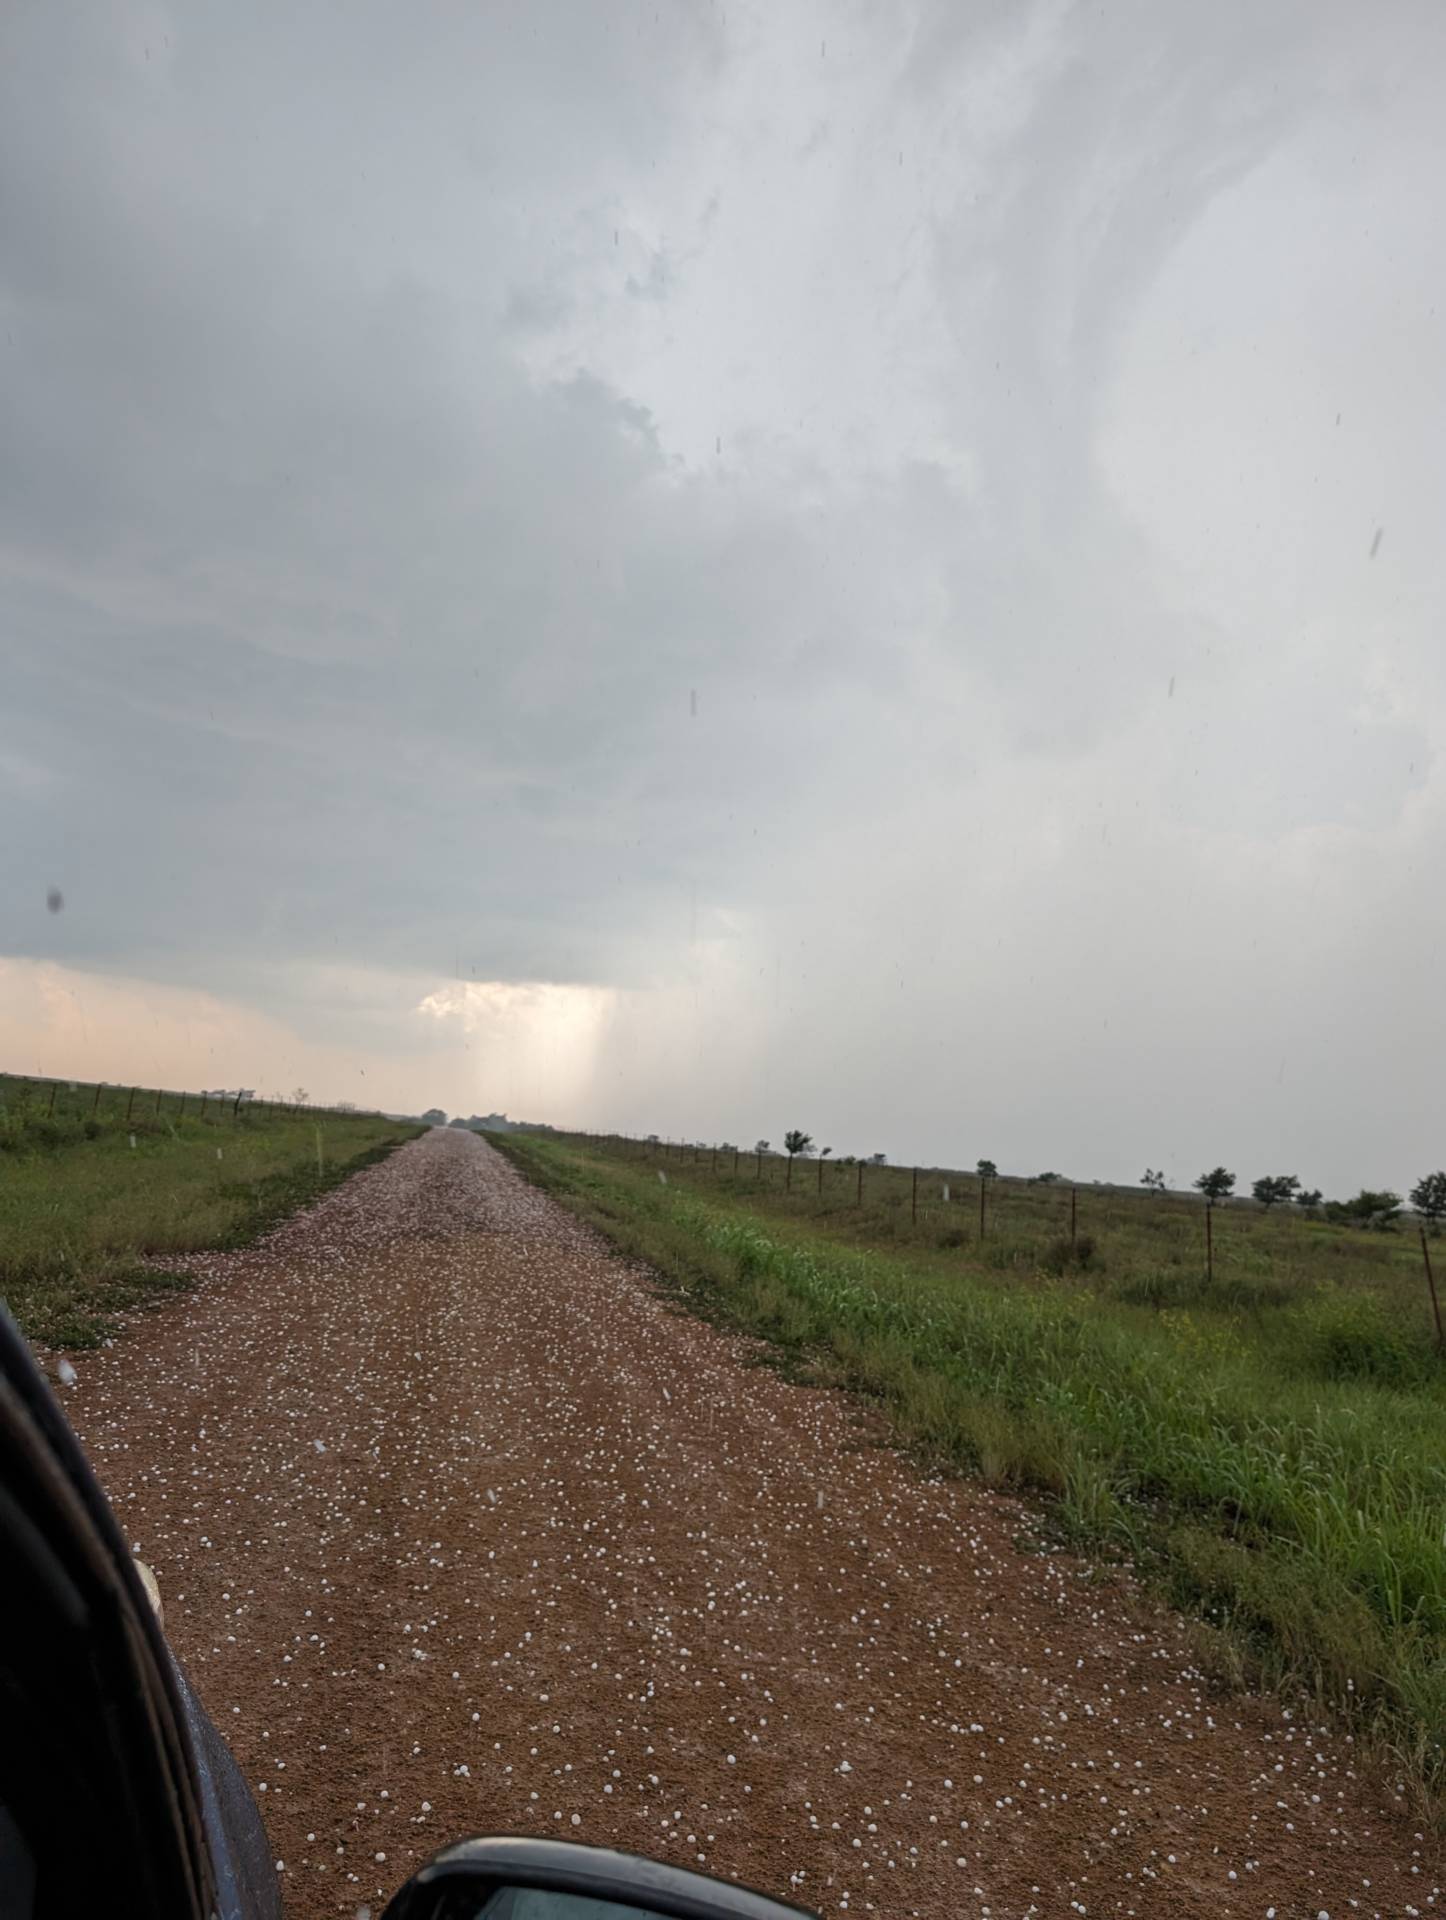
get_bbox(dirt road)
[66,1128,1436,1919]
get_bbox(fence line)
[518,1126,1331,1305]
[539,1125,1072,1253]
[0,1071,392,1128]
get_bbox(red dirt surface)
[61,1128,1439,1919]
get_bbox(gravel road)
[65,1127,1439,1920]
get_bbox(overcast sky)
[3,0,1443,1194]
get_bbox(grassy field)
[0,1074,422,1347]
[493,1131,1446,1802]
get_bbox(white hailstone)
[57,1359,77,1387]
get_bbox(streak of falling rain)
[1370,526,1384,557]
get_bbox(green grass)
[0,1074,422,1347]
[494,1132,1446,1803]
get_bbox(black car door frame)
[0,1307,214,1920]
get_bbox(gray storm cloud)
[2,0,1443,1194]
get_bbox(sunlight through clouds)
[416,981,617,1116]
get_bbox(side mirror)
[381,1836,817,1920]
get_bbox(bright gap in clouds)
[417,981,616,1119]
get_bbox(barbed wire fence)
[0,1071,390,1128]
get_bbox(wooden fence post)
[857,1161,864,1206]
[92,1081,102,1114]
[1070,1186,1077,1247]
[1206,1203,1214,1285]
[979,1177,987,1239]
[1421,1227,1444,1350]
[911,1166,918,1225]
[126,1087,137,1122]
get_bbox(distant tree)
[1410,1171,1446,1228]
[1251,1174,1300,1209]
[291,1086,309,1107]
[1194,1167,1235,1204]
[976,1159,998,1181]
[1035,1170,1060,1185]
[646,1133,660,1145]
[870,1152,887,1165]
[754,1138,770,1155]
[1295,1187,1323,1211]
[820,1146,832,1159]
[1326,1189,1403,1230]
[783,1129,813,1189]
[1141,1168,1167,1195]
[422,1107,448,1127]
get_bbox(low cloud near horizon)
[3,1,1444,1195]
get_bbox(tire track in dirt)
[64,1127,1439,1919]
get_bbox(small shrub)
[1040,1232,1098,1275]
[1292,1291,1431,1387]
[1114,1269,1294,1313]
[936,1227,967,1250]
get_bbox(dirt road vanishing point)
[64,1127,1440,1919]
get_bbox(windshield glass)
[4,7,1444,1918]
